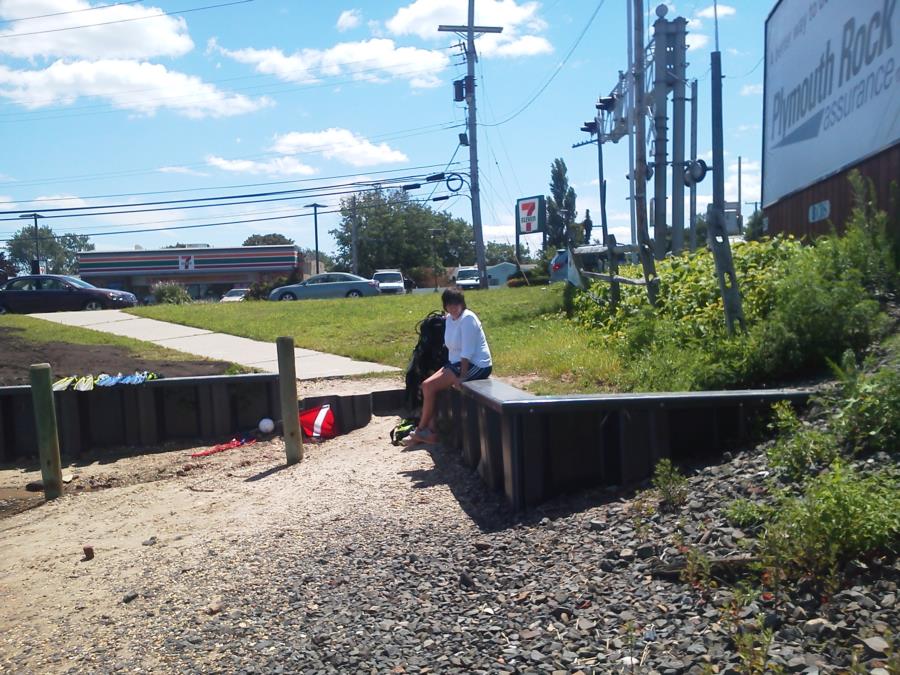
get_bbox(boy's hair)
[442,287,466,310]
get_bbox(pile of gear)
[52,371,161,391]
[392,311,447,446]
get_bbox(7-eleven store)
[77,245,301,301]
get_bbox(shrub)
[760,462,900,581]
[765,401,839,481]
[151,281,192,305]
[651,458,688,509]
[829,355,900,456]
[724,498,772,531]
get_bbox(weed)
[724,499,771,531]
[765,401,838,481]
[680,546,716,595]
[759,462,900,584]
[652,458,688,509]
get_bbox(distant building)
[78,245,301,301]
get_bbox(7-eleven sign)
[516,195,546,234]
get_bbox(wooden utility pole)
[276,337,303,464]
[29,363,63,500]
[438,2,502,290]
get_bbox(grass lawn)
[131,285,622,394]
[0,314,246,367]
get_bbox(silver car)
[268,273,380,301]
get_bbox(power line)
[0,0,253,39]
[482,0,606,128]
[0,1,145,24]
[9,161,465,206]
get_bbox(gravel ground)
[1,377,897,674]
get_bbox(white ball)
[258,418,275,434]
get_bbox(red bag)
[299,404,337,439]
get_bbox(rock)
[25,480,44,492]
[62,473,74,483]
[459,571,475,588]
[81,545,94,561]
[142,536,158,547]
[858,635,889,657]
[123,592,139,604]
[880,592,895,608]
[206,599,225,615]
[588,519,606,531]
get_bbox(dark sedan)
[0,275,137,314]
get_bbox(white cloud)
[336,9,362,31]
[737,123,761,133]
[0,60,272,118]
[212,38,449,89]
[695,4,736,19]
[158,166,209,177]
[271,128,408,167]
[386,0,552,58]
[0,0,193,60]
[206,155,318,176]
[741,83,763,96]
[686,32,710,50]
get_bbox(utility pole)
[19,213,44,274]
[632,0,658,305]
[439,1,501,290]
[305,203,326,275]
[689,79,698,250]
[652,7,669,260]
[670,16,687,254]
[350,196,359,276]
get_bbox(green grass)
[0,314,243,366]
[130,285,623,394]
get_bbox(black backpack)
[404,311,448,410]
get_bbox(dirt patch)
[0,325,237,387]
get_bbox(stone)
[123,592,139,604]
[858,636,889,657]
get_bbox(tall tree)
[546,158,577,250]
[330,190,474,277]
[6,225,93,275]
[243,233,295,246]
[484,241,516,265]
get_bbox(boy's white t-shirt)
[444,308,492,368]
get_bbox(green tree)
[0,251,17,280]
[330,190,474,277]
[298,248,335,271]
[7,225,93,274]
[547,158,577,250]
[743,210,765,241]
[243,233,295,246]
[485,241,516,265]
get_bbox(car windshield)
[224,289,246,297]
[457,269,478,280]
[374,273,402,283]
[64,277,96,289]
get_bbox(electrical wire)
[0,1,145,24]
[0,0,253,39]
[482,0,606,128]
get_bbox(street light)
[304,203,326,274]
[18,212,44,274]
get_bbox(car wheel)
[83,300,104,311]
[346,289,362,298]
[279,292,296,301]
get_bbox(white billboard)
[763,0,900,207]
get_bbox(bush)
[724,498,772,531]
[829,353,900,456]
[760,462,900,581]
[245,269,301,300]
[150,281,192,305]
[765,401,839,481]
[651,458,688,509]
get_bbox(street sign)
[516,196,546,234]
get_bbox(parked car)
[220,288,249,303]
[549,249,569,282]
[0,274,137,314]
[372,269,410,295]
[454,266,481,290]
[268,273,380,301]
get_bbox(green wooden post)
[29,363,63,500]
[276,337,303,464]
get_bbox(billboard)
[762,0,900,207]
[516,195,546,234]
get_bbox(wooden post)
[276,337,303,464]
[29,363,63,500]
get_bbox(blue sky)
[0,0,772,258]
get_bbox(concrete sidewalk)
[30,310,399,380]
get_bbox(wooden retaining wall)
[0,374,280,461]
